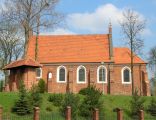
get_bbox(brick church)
[4,25,150,95]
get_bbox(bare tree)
[0,21,24,85]
[120,9,146,95]
[148,46,156,96]
[2,0,63,58]
[149,46,156,73]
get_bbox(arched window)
[36,68,42,79]
[122,67,131,84]
[97,65,107,83]
[57,66,66,82]
[77,65,86,83]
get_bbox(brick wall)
[39,63,150,95]
[8,67,37,91]
[7,63,150,95]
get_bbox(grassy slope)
[103,95,156,119]
[0,92,155,119]
[0,92,18,113]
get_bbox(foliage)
[48,93,64,107]
[46,106,53,112]
[79,86,103,118]
[0,80,4,92]
[38,79,46,93]
[79,85,102,96]
[12,80,31,116]
[61,93,80,120]
[130,89,145,118]
[147,97,156,116]
[1,92,156,119]
[28,84,42,108]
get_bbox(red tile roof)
[26,34,146,64]
[114,48,146,64]
[27,34,111,63]
[3,58,42,70]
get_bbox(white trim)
[121,66,132,84]
[77,65,86,84]
[97,65,107,83]
[36,68,42,79]
[57,66,67,83]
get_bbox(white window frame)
[57,66,67,83]
[36,68,42,79]
[77,65,86,84]
[121,66,132,84]
[97,65,107,83]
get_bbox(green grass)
[102,95,156,119]
[0,92,156,120]
[0,92,18,113]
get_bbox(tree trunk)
[35,15,40,61]
[131,38,134,95]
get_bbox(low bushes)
[48,93,64,107]
[130,90,145,118]
[48,86,103,119]
[147,97,156,116]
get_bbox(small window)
[122,67,131,84]
[77,66,86,83]
[97,65,107,83]
[36,68,42,79]
[48,72,52,79]
[57,66,67,83]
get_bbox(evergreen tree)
[38,79,46,93]
[130,89,145,118]
[61,93,80,120]
[12,80,31,115]
[29,84,42,108]
[79,86,103,118]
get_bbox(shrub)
[28,85,42,108]
[0,80,4,92]
[48,94,64,107]
[79,86,103,118]
[46,106,53,112]
[61,93,80,120]
[12,80,31,116]
[130,89,145,118]
[147,97,156,116]
[38,79,46,93]
[79,85,102,96]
